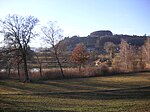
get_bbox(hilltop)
[61,30,147,53]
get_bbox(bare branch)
[0,14,39,82]
[41,21,65,78]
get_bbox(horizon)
[0,0,150,47]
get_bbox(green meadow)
[0,72,150,112]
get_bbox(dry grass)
[0,67,106,80]
[1,64,149,81]
[31,66,112,80]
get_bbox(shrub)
[0,72,9,79]
[100,65,109,76]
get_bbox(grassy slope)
[0,72,150,112]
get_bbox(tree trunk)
[55,55,65,78]
[39,62,42,77]
[57,57,65,78]
[53,46,65,78]
[79,64,82,72]
[17,62,20,79]
[35,54,42,77]
[8,67,11,77]
[23,54,30,82]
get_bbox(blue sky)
[0,0,150,46]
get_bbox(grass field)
[0,72,150,112]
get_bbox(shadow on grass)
[0,79,129,93]
[1,78,150,101]
[2,86,150,101]
[33,86,150,100]
[1,81,150,112]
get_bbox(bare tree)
[142,37,150,63]
[0,14,39,82]
[119,39,130,70]
[113,39,132,71]
[0,48,13,76]
[113,39,146,72]
[137,47,146,70]
[34,53,42,77]
[104,42,115,60]
[41,21,65,78]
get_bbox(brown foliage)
[70,43,89,71]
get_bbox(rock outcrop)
[90,30,113,37]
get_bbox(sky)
[0,0,150,47]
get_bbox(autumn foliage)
[70,43,89,71]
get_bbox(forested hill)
[61,30,148,53]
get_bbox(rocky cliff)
[61,30,147,54]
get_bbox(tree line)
[0,14,66,82]
[0,14,150,82]
[113,38,150,72]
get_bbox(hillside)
[61,30,147,53]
